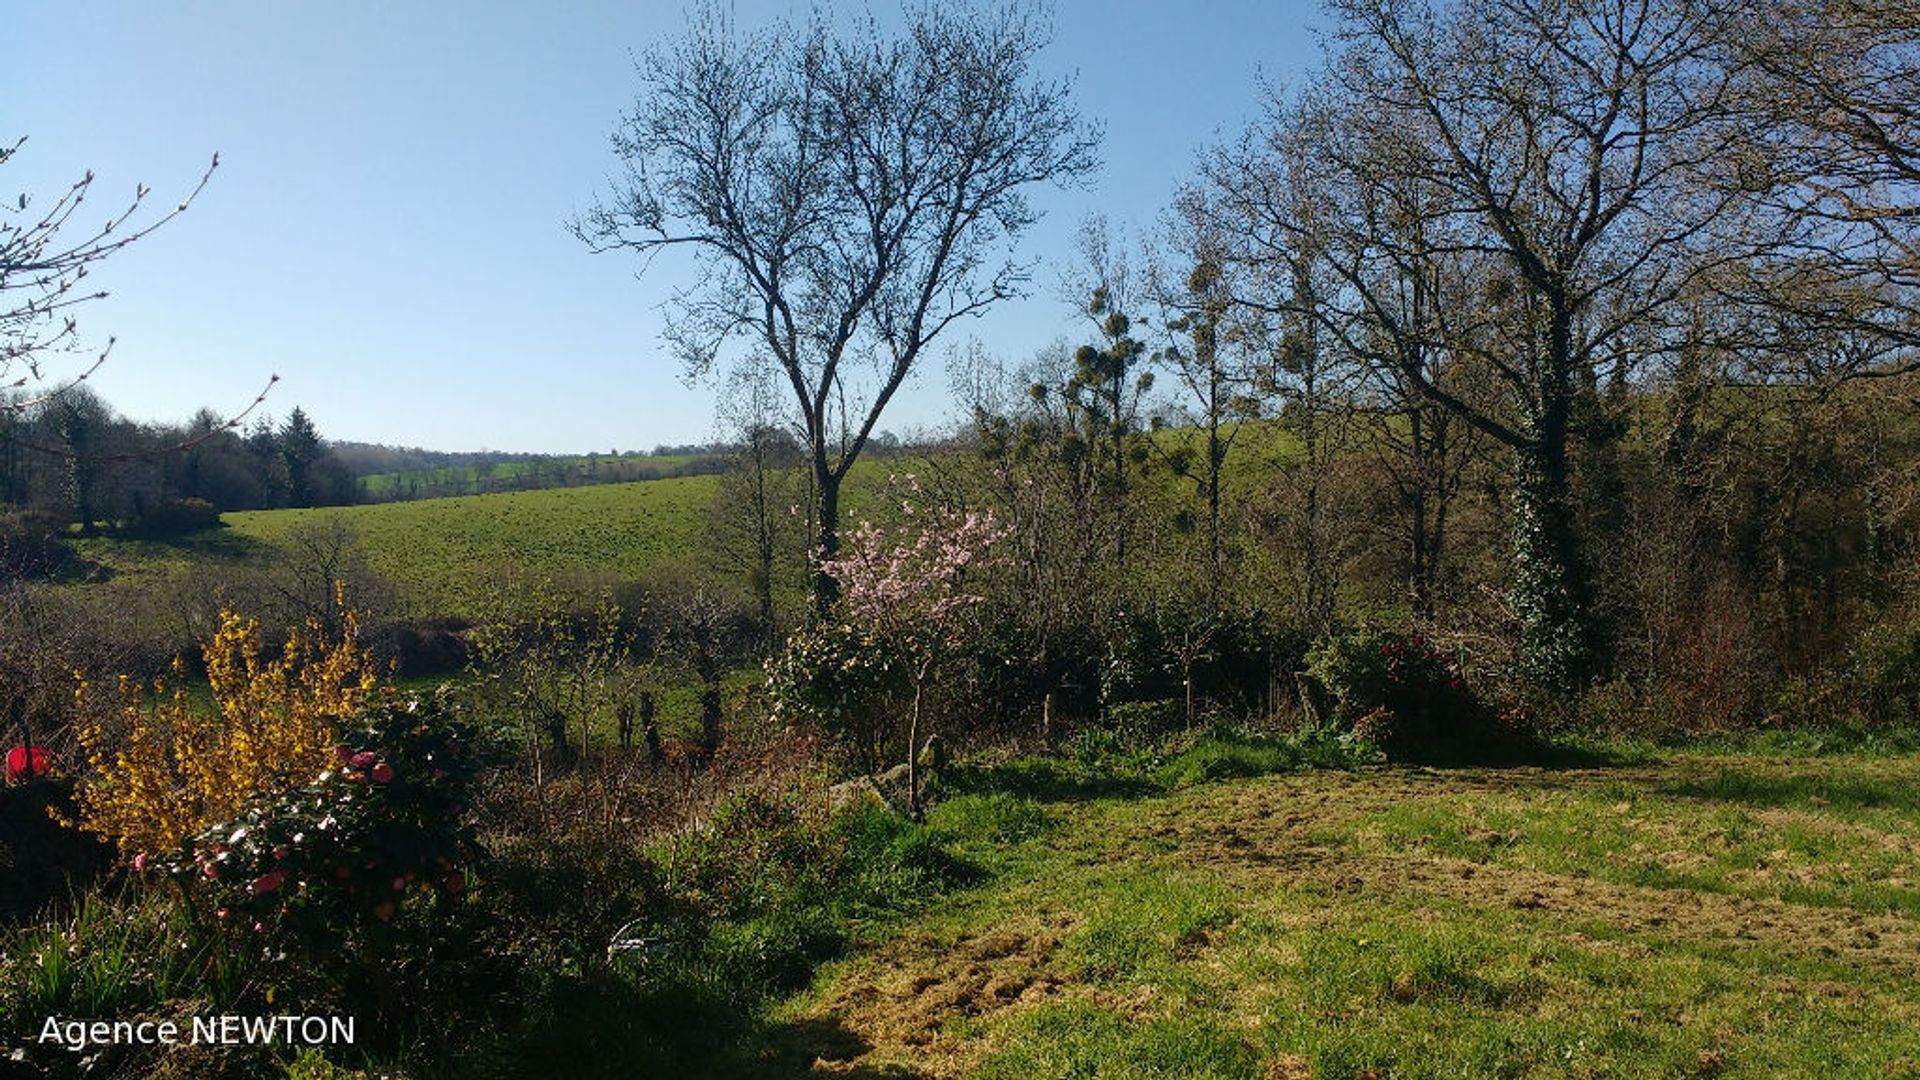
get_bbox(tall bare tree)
[709,366,806,650]
[1147,196,1263,602]
[573,2,1098,615]
[1237,0,1749,689]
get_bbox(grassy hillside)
[63,419,1310,622]
[72,473,727,618]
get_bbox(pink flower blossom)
[251,869,285,894]
[371,763,394,783]
[349,751,377,769]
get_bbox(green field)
[353,451,720,500]
[72,474,727,618]
[62,421,1312,623]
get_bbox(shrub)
[1844,621,1920,727]
[72,596,387,857]
[160,695,483,946]
[123,496,222,539]
[0,508,80,580]
[765,620,904,772]
[1099,606,1285,717]
[1303,629,1492,758]
[1106,698,1185,743]
[0,777,112,921]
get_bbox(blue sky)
[5,1,1322,452]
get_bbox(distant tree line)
[0,389,355,536]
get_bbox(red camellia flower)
[5,745,51,783]
[371,763,394,783]
[132,853,149,873]
[333,745,355,765]
[251,869,286,895]
[349,751,377,769]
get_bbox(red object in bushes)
[5,745,52,782]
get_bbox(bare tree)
[708,365,806,650]
[1,137,217,404]
[1146,200,1263,602]
[573,2,1099,615]
[1718,0,1920,381]
[1229,0,1750,690]
[1202,96,1479,625]
[1,139,277,473]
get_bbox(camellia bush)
[161,695,483,941]
[1303,628,1494,758]
[765,619,904,774]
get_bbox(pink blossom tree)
[817,482,1007,817]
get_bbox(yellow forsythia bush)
[73,599,387,857]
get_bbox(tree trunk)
[753,455,779,651]
[812,458,842,618]
[1206,411,1223,603]
[1511,380,1598,694]
[641,692,662,764]
[906,676,926,821]
[1409,406,1433,621]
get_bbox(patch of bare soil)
[793,911,1079,1076]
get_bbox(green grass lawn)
[751,750,1920,1078]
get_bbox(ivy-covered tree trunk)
[1510,396,1601,695]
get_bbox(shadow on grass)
[939,729,1634,807]
[137,526,272,561]
[741,1014,932,1079]
[438,953,936,1079]
[1656,766,1920,814]
[1393,734,1639,772]
[939,758,1159,804]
